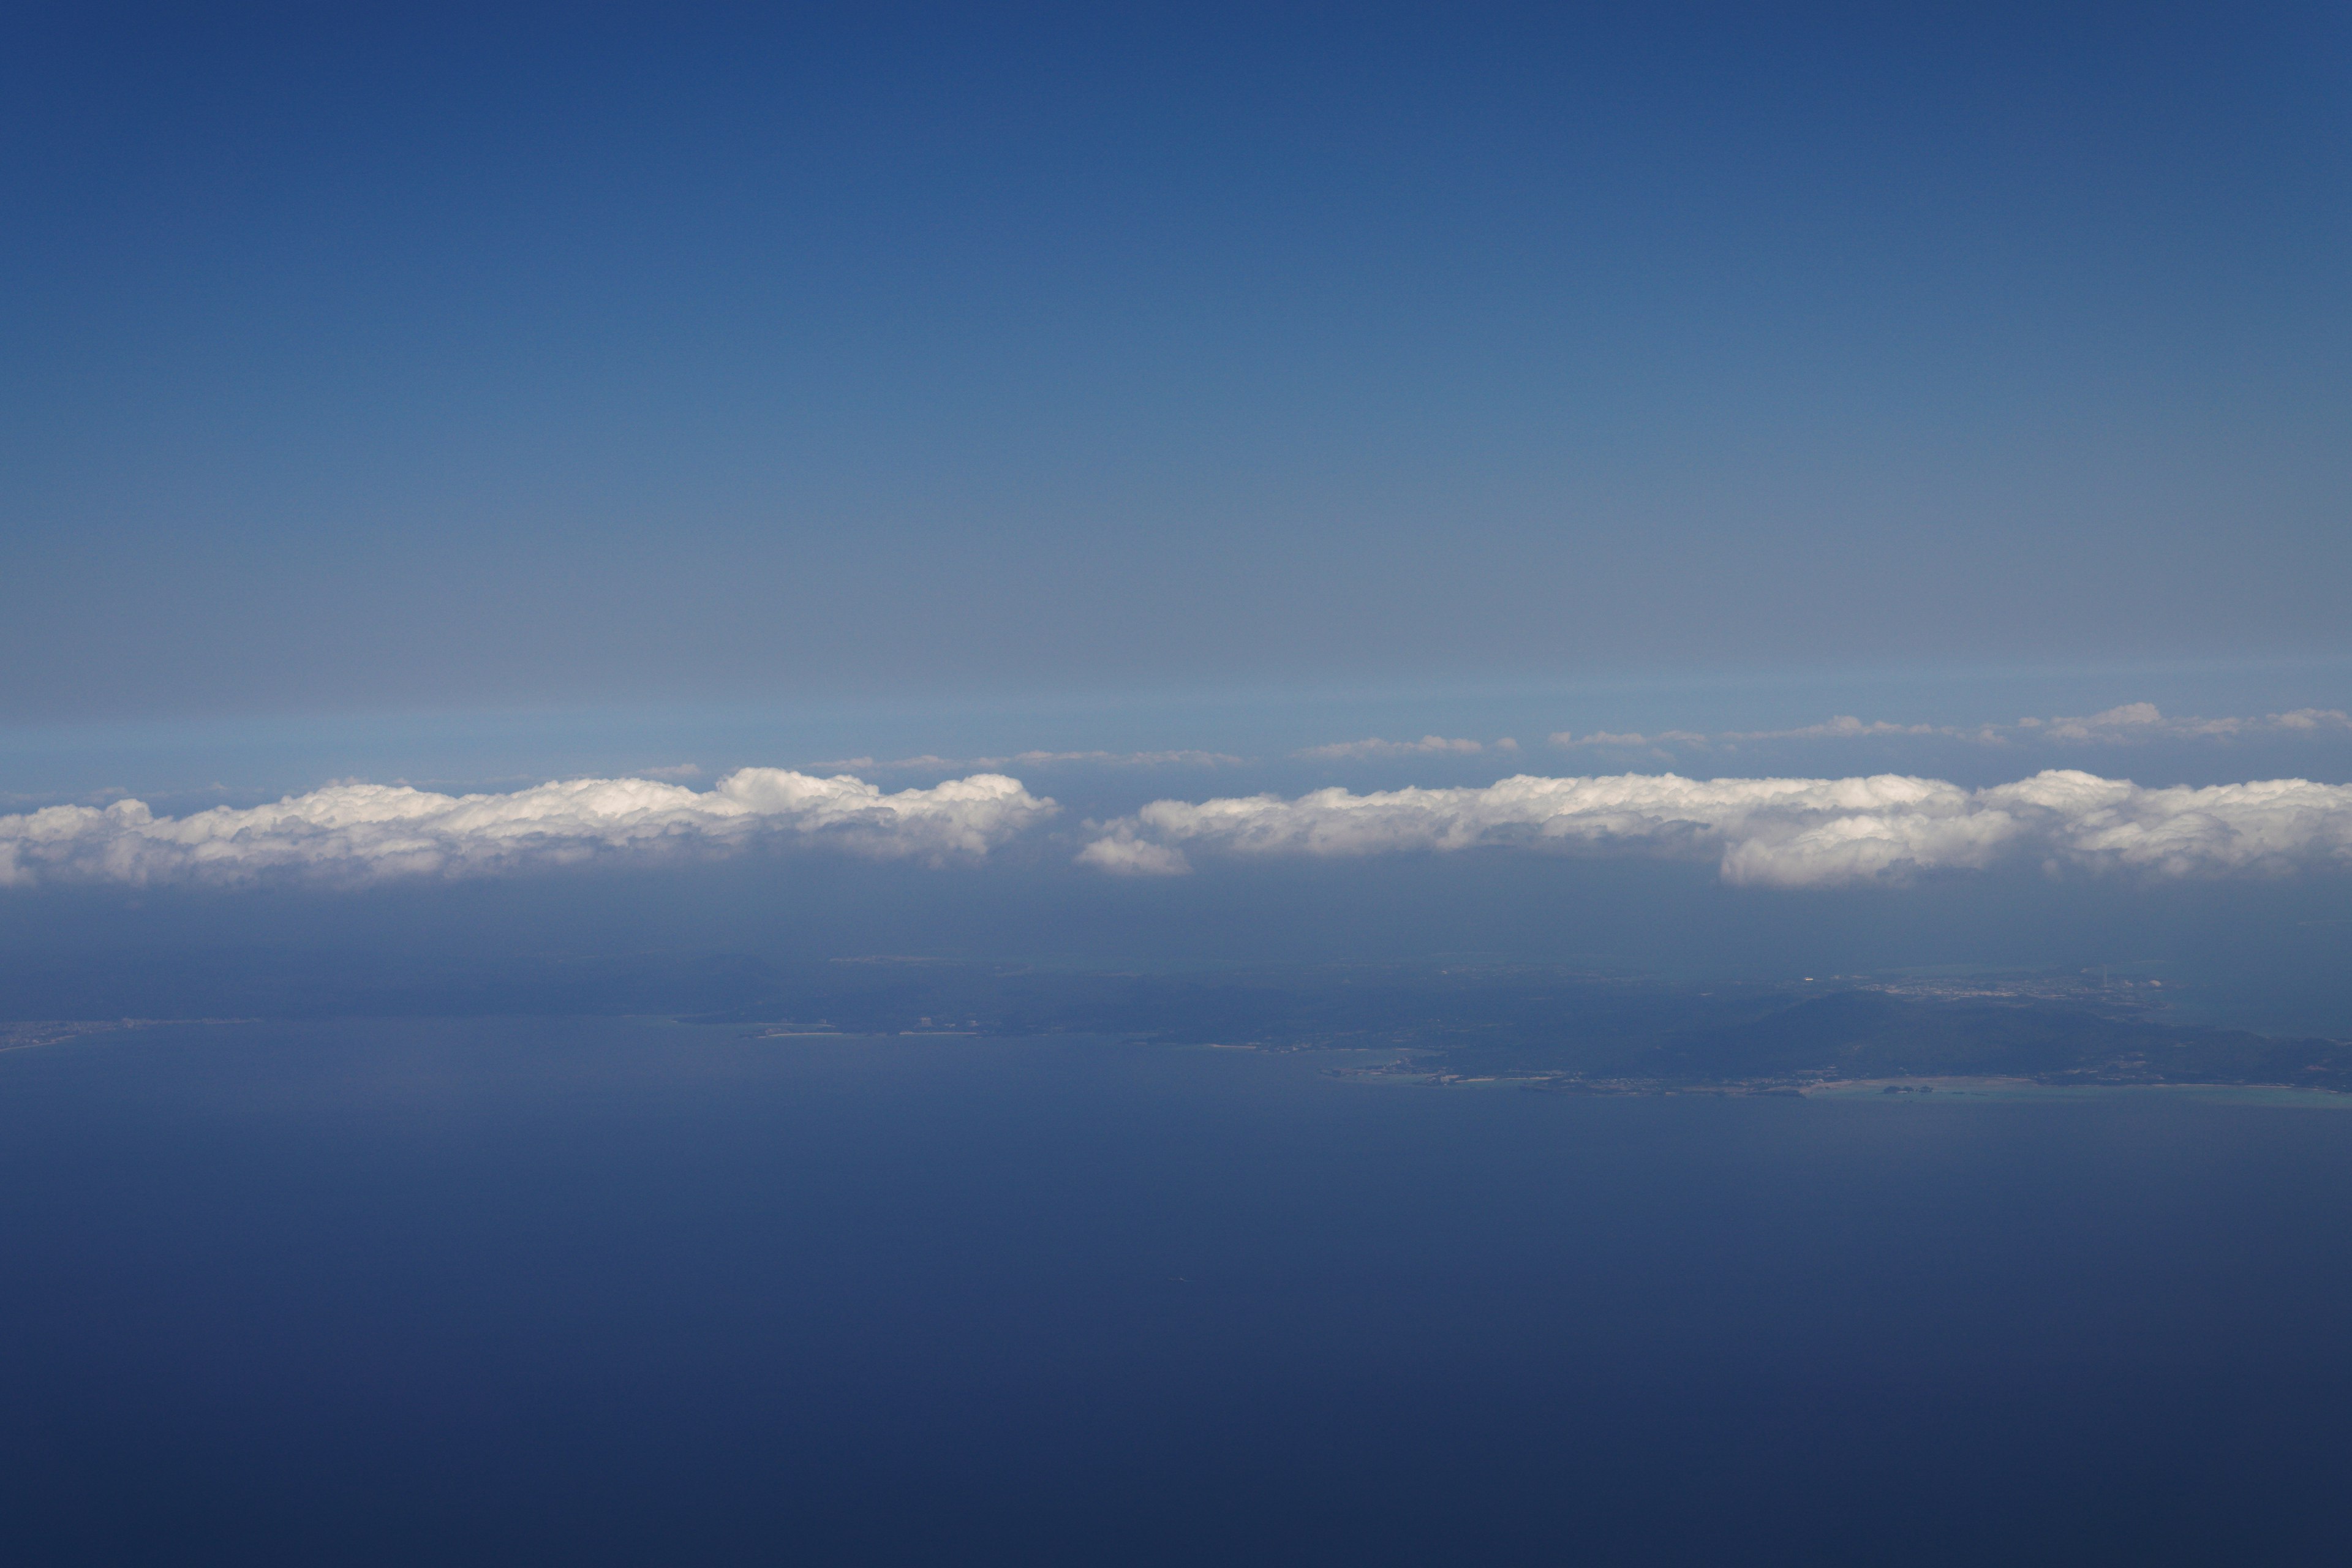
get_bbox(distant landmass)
[2,951,2343,1092]
[1337,986,2352,1095]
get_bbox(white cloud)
[1295,736,1488,761]
[1075,834,1195,876]
[1077,770,2352,888]
[2019,704,2352,743]
[0,769,1057,889]
[1722,717,1973,743]
[1551,706,2352,753]
[1000,748,1246,768]
[1550,729,1710,748]
[814,748,1245,773]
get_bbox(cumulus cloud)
[0,770,1056,889]
[1295,736,1488,761]
[1077,770,2352,887]
[1074,835,1194,876]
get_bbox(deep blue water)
[4,1020,2350,1566]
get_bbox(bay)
[3,1019,2348,1565]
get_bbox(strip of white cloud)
[2015,704,2352,743]
[813,748,1246,773]
[1553,729,1711,748]
[0,770,1056,889]
[1295,735,1497,761]
[1721,717,1980,743]
[1551,705,2352,752]
[1076,769,2352,888]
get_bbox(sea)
[3,1018,2348,1566]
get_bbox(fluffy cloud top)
[0,770,1055,888]
[1076,770,2352,887]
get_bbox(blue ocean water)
[3,1020,2348,1565]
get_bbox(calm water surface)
[3,1019,2348,1565]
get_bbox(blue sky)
[4,5,2350,1023]
[6,3,2347,733]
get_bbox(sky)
[4,4,2350,1022]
